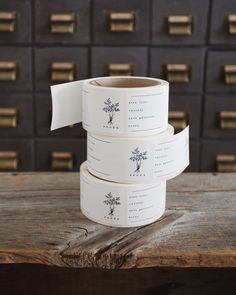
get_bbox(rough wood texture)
[0,172,235,269]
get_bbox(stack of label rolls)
[50,76,189,227]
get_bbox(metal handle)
[227,14,236,34]
[0,61,17,81]
[107,63,134,76]
[219,111,236,129]
[169,111,188,131]
[0,151,18,170]
[50,62,75,82]
[167,15,193,35]
[224,65,236,84]
[216,154,236,172]
[51,152,74,170]
[50,13,76,34]
[0,12,16,32]
[0,108,18,127]
[165,64,190,83]
[109,12,135,32]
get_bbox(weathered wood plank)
[0,172,235,269]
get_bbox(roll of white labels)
[87,125,189,183]
[51,76,169,137]
[80,162,166,227]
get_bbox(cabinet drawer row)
[1,47,236,94]
[1,0,236,45]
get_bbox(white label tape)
[80,162,166,227]
[51,76,169,137]
[87,125,189,183]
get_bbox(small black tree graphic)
[102,98,120,125]
[104,192,121,216]
[130,148,148,173]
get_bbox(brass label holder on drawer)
[109,12,135,32]
[0,108,18,127]
[50,13,76,34]
[51,152,74,170]
[0,61,17,81]
[50,62,75,82]
[167,15,193,35]
[216,154,236,172]
[0,12,16,32]
[219,111,236,129]
[107,63,134,76]
[224,65,236,84]
[0,151,18,170]
[165,64,190,83]
[169,111,188,131]
[227,14,236,34]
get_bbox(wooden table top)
[0,172,235,269]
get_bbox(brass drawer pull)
[224,65,236,84]
[165,64,190,83]
[169,111,188,131]
[0,108,18,127]
[109,12,135,32]
[0,151,18,170]
[219,111,236,129]
[227,14,236,34]
[51,152,74,170]
[50,62,75,82]
[167,15,193,35]
[0,61,17,81]
[107,63,134,76]
[50,13,76,34]
[0,12,16,32]
[216,154,236,172]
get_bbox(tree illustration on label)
[130,148,148,173]
[102,98,120,125]
[104,192,121,216]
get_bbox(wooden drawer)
[92,0,149,45]
[0,94,33,137]
[91,47,148,77]
[203,95,236,139]
[209,0,236,45]
[187,141,201,172]
[34,47,88,91]
[150,48,205,93]
[0,47,32,92]
[206,50,236,94]
[0,139,33,171]
[35,139,86,171]
[202,141,236,172]
[169,95,202,138]
[35,0,90,44]
[35,94,86,137]
[0,0,31,44]
[152,0,209,45]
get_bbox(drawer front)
[187,141,200,172]
[210,0,236,45]
[0,94,33,137]
[0,47,32,92]
[0,139,33,171]
[91,47,148,77]
[36,139,86,171]
[206,51,236,94]
[152,0,209,45]
[0,0,31,43]
[201,141,236,172]
[92,0,149,45]
[35,0,90,44]
[203,95,236,139]
[169,95,202,138]
[150,48,205,93]
[35,94,86,137]
[34,47,88,91]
